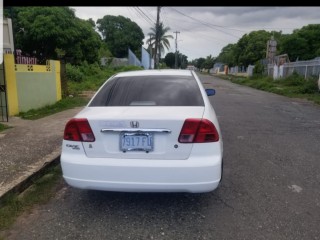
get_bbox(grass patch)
[0,165,62,232]
[0,123,11,132]
[67,64,143,94]
[215,73,320,105]
[19,97,89,120]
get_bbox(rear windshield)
[89,75,204,106]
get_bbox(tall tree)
[279,24,320,61]
[6,7,101,64]
[164,52,175,68]
[216,43,236,66]
[70,18,102,64]
[148,22,173,63]
[178,52,188,69]
[164,52,188,69]
[233,30,272,66]
[202,54,215,69]
[97,15,144,58]
[194,57,206,69]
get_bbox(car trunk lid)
[78,106,204,160]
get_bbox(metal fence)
[229,66,247,74]
[268,58,320,79]
[227,65,255,77]
[128,48,141,67]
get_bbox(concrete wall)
[3,18,15,54]
[4,54,61,116]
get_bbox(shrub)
[297,77,319,94]
[281,72,305,86]
[253,61,264,77]
[78,61,101,75]
[112,65,144,72]
[66,63,84,82]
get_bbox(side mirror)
[205,89,216,96]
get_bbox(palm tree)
[148,22,173,68]
[203,54,215,72]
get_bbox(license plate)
[120,132,153,152]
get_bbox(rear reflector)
[178,118,219,143]
[64,118,95,142]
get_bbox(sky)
[72,7,320,61]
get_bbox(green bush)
[281,72,305,86]
[253,61,264,77]
[67,64,143,94]
[66,63,84,82]
[279,72,318,94]
[252,80,274,90]
[112,65,143,72]
[78,61,101,75]
[296,77,319,94]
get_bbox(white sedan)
[61,70,223,193]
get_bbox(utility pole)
[9,7,16,54]
[148,34,152,69]
[154,6,161,69]
[174,31,180,69]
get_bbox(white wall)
[3,18,15,53]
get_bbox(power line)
[130,7,147,25]
[170,8,246,33]
[126,7,136,20]
[162,12,227,45]
[170,7,241,39]
[160,7,170,27]
[132,7,154,27]
[138,7,156,25]
[136,7,155,25]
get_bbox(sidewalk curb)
[0,150,61,204]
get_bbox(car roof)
[115,69,193,77]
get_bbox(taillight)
[64,118,95,142]
[178,118,219,143]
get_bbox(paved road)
[3,74,320,240]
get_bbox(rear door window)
[89,75,204,106]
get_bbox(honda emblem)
[130,121,139,128]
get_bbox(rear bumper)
[61,153,222,193]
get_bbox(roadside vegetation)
[66,63,143,94]
[0,165,62,235]
[216,72,320,105]
[0,123,11,132]
[18,97,88,120]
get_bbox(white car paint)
[61,70,223,193]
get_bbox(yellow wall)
[15,64,48,72]
[4,54,62,116]
[54,60,61,101]
[4,54,19,116]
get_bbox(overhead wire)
[136,7,155,25]
[169,7,242,39]
[126,7,137,21]
[162,8,227,45]
[132,7,154,27]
